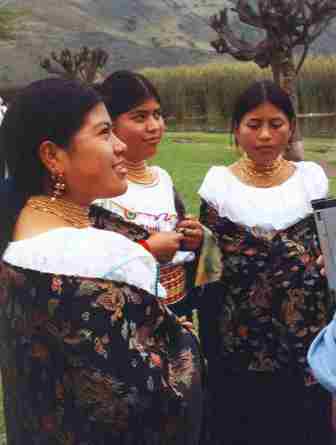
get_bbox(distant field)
[143,56,336,140]
[0,132,335,440]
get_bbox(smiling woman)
[95,71,204,319]
[49,102,128,203]
[0,78,203,445]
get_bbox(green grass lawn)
[0,132,335,439]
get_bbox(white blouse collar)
[3,227,165,299]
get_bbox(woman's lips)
[256,145,274,150]
[144,137,161,145]
[113,161,128,175]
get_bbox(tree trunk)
[279,54,304,161]
[271,62,281,86]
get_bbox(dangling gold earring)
[51,172,66,201]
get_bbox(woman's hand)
[176,215,204,251]
[146,231,183,263]
[177,316,197,336]
[317,255,326,276]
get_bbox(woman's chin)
[99,182,128,200]
[144,146,158,160]
[116,182,128,196]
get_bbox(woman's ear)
[289,119,297,143]
[38,141,66,176]
[233,126,240,147]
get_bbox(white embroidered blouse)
[3,227,166,298]
[96,166,194,265]
[198,161,328,231]
[96,167,177,233]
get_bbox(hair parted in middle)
[231,80,296,132]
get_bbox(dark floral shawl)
[0,260,202,444]
[199,200,334,385]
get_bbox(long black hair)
[96,70,161,119]
[0,77,101,254]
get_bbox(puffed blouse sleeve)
[198,166,224,211]
[198,167,225,234]
[300,161,329,200]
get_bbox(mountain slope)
[0,0,335,85]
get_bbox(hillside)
[0,0,335,85]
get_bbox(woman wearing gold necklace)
[0,78,203,444]
[198,81,332,445]
[95,71,203,318]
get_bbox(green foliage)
[142,56,336,137]
[142,61,270,125]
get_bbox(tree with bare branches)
[210,0,336,160]
[40,46,109,84]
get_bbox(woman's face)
[60,102,128,205]
[113,97,166,162]
[234,101,294,165]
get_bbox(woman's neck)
[244,155,284,172]
[125,159,158,185]
[230,155,296,188]
[27,195,91,229]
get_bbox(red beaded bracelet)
[138,239,152,253]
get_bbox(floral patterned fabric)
[90,205,198,318]
[90,204,150,243]
[199,200,334,385]
[0,261,202,444]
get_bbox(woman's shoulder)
[294,161,328,199]
[198,166,231,202]
[201,165,229,184]
[295,160,327,176]
[204,165,228,178]
[3,227,165,298]
[152,166,174,186]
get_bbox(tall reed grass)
[142,56,336,136]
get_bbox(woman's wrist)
[138,239,152,253]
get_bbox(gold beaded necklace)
[231,156,296,188]
[125,160,159,186]
[26,195,91,229]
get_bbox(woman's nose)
[259,124,271,139]
[147,115,160,131]
[111,133,127,154]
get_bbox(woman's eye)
[247,123,260,129]
[154,110,162,119]
[101,126,112,137]
[270,121,283,129]
[133,114,146,122]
